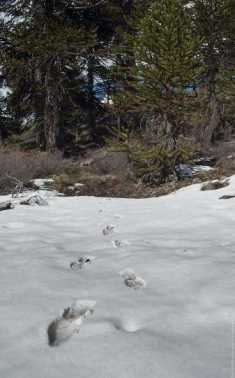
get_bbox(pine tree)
[123,0,202,142]
[0,1,103,152]
[192,0,235,144]
[66,0,143,148]
[0,0,143,152]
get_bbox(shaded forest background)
[0,0,235,189]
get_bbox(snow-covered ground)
[0,178,235,378]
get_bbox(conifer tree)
[0,0,142,152]
[127,0,202,142]
[0,1,104,152]
[192,0,235,144]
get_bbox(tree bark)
[43,64,60,152]
[204,93,221,144]
[0,127,3,145]
[200,71,221,146]
[87,55,96,136]
[201,92,221,146]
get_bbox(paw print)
[119,268,146,290]
[102,225,115,236]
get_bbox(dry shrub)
[0,148,76,193]
[79,148,134,178]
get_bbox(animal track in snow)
[90,317,141,335]
[112,240,122,248]
[111,317,141,333]
[111,240,130,248]
[102,225,115,236]
[119,268,146,290]
[47,300,96,346]
[70,256,96,270]
[113,214,123,219]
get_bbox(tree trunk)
[76,55,96,153]
[43,65,60,152]
[87,55,96,135]
[148,113,176,148]
[223,121,232,141]
[0,127,3,145]
[202,92,221,146]
[200,71,221,146]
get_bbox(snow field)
[0,178,235,377]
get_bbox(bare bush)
[80,149,133,178]
[0,149,75,194]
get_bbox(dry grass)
[0,143,233,198]
[0,148,76,194]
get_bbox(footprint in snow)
[70,256,96,270]
[111,317,141,333]
[111,240,130,248]
[114,214,122,219]
[47,300,96,347]
[119,268,146,290]
[102,225,115,236]
[112,240,122,248]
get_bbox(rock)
[0,201,14,211]
[175,164,193,179]
[194,156,217,167]
[201,179,229,191]
[219,195,235,200]
[20,194,48,206]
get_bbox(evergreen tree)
[0,1,103,152]
[65,0,144,148]
[124,0,202,142]
[0,0,142,152]
[192,0,235,144]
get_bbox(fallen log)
[0,201,14,211]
